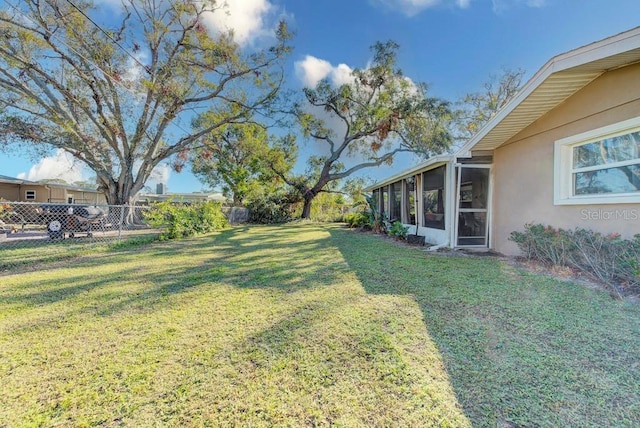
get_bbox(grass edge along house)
[366,27,640,255]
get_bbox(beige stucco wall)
[47,186,66,203]
[0,183,20,201]
[0,183,51,202]
[0,182,105,204]
[492,62,640,255]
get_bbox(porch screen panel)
[422,166,446,230]
[390,181,402,222]
[403,177,416,225]
[372,189,381,214]
[381,187,389,217]
[456,167,490,247]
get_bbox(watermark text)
[581,209,639,221]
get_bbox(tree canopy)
[272,41,452,218]
[191,121,294,206]
[453,68,525,143]
[0,0,290,204]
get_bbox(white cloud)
[95,0,282,47]
[202,0,278,46]
[122,51,148,84]
[146,163,171,188]
[295,55,354,88]
[371,0,442,17]
[295,55,421,93]
[17,149,90,183]
[295,56,333,87]
[332,64,356,86]
[373,0,545,15]
[492,0,546,13]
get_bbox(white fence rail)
[0,202,159,249]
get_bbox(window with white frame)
[25,190,36,200]
[555,117,640,205]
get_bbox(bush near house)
[345,212,370,228]
[144,200,227,240]
[292,192,349,223]
[245,192,295,224]
[388,221,409,240]
[510,224,640,296]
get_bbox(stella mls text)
[581,209,639,221]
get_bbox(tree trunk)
[104,187,133,206]
[301,195,314,219]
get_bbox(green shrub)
[345,212,371,228]
[388,221,409,240]
[300,193,349,223]
[510,224,640,296]
[245,192,295,224]
[509,224,574,266]
[144,200,228,240]
[364,194,387,234]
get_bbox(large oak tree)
[0,0,290,204]
[273,41,452,218]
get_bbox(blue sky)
[2,0,640,193]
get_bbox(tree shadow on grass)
[6,224,638,426]
[327,226,640,427]
[1,224,349,328]
[1,224,472,426]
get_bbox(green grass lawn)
[1,224,638,427]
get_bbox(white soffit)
[459,28,640,155]
[364,155,452,191]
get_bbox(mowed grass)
[0,224,638,427]
[0,225,467,427]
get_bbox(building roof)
[0,174,100,192]
[363,155,452,191]
[0,174,27,185]
[366,27,640,192]
[457,26,640,157]
[138,192,226,203]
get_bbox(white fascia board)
[0,175,35,185]
[363,154,453,191]
[455,64,556,158]
[551,26,640,71]
[0,178,23,185]
[455,26,640,158]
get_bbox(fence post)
[117,205,125,242]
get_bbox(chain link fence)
[223,206,250,224]
[0,202,161,250]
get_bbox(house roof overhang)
[0,175,99,193]
[456,26,640,158]
[364,154,453,191]
[0,177,24,185]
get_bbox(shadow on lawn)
[4,224,638,426]
[327,226,640,427]
[2,224,345,324]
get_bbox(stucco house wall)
[492,62,640,255]
[0,183,20,201]
[0,182,52,203]
[0,179,106,204]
